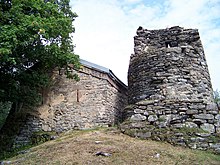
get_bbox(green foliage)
[0,0,80,108]
[0,143,33,160]
[31,131,57,145]
[213,89,220,103]
[177,126,208,135]
[0,102,11,129]
[0,131,57,160]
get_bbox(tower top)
[133,26,201,58]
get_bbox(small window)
[165,41,179,47]
[77,89,80,102]
[181,47,186,53]
[165,41,171,48]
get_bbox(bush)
[0,102,11,129]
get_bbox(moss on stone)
[136,99,155,105]
[158,116,166,122]
[207,135,220,143]
[124,129,137,137]
[177,127,208,135]
[31,131,57,145]
[124,104,135,110]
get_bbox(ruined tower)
[129,26,214,105]
[122,26,220,152]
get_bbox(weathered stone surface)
[123,26,220,153]
[186,110,198,115]
[195,133,211,137]
[188,143,197,149]
[7,25,220,153]
[143,111,149,116]
[13,61,128,145]
[130,122,148,129]
[172,123,185,128]
[134,132,151,139]
[200,123,215,133]
[134,108,144,114]
[194,114,214,120]
[217,102,220,110]
[192,119,206,125]
[136,100,155,105]
[216,126,220,133]
[131,114,147,121]
[185,122,198,128]
[148,115,158,122]
[215,114,220,120]
[209,143,220,153]
[95,151,112,157]
[158,115,171,126]
[206,103,218,111]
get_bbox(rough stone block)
[130,114,147,121]
[209,143,220,149]
[148,115,158,122]
[134,132,151,139]
[143,111,149,116]
[216,127,220,133]
[217,102,220,110]
[188,143,197,149]
[195,133,211,137]
[192,119,206,125]
[185,122,198,128]
[134,108,145,114]
[186,109,198,115]
[193,114,214,120]
[208,110,218,115]
[172,123,185,128]
[206,103,218,111]
[200,123,215,133]
[130,122,149,129]
[136,100,155,105]
[215,114,220,120]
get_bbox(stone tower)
[129,26,214,105]
[121,26,220,152]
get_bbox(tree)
[0,0,80,153]
[0,0,80,109]
[0,102,11,129]
[214,89,220,103]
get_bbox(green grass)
[1,127,220,165]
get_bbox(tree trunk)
[0,102,26,153]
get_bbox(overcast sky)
[70,0,220,90]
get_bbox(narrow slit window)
[165,41,171,48]
[77,89,80,102]
[181,47,186,53]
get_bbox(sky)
[70,0,220,90]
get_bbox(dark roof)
[80,59,127,90]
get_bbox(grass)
[1,127,220,165]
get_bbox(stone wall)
[121,26,220,153]
[14,60,127,145]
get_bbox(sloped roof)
[80,59,127,91]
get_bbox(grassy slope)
[3,128,220,165]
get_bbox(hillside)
[1,127,220,165]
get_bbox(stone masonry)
[121,26,220,153]
[14,59,127,145]
[1,26,220,153]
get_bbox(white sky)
[70,0,220,90]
